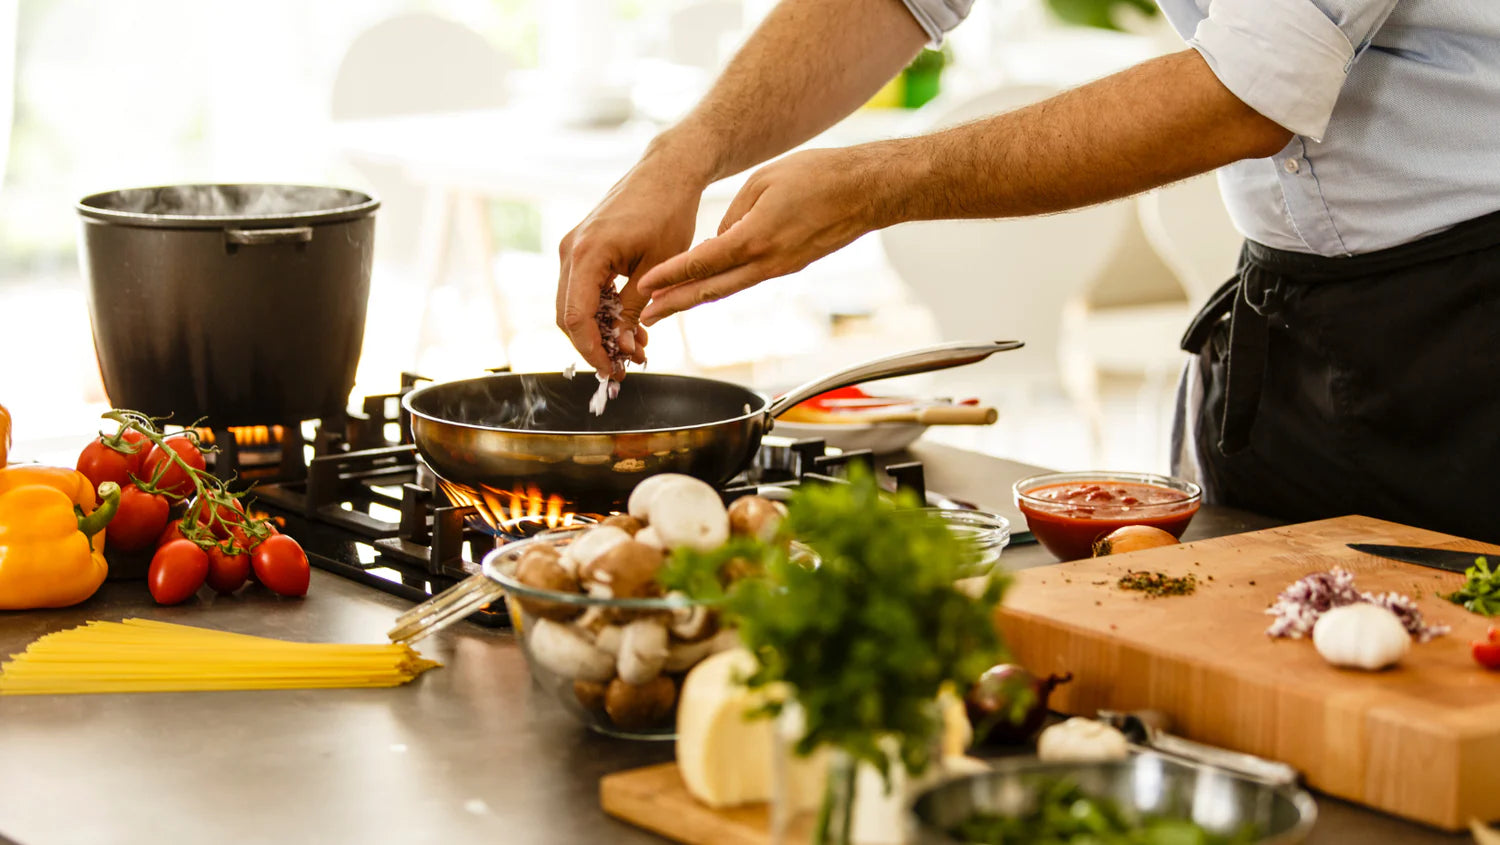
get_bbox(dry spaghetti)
[0,618,440,695]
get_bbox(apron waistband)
[1181,207,1500,455]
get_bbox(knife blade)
[1346,543,1489,574]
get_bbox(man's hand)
[637,146,899,326]
[556,144,710,376]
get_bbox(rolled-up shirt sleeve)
[1189,0,1399,141]
[897,0,975,46]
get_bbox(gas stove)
[227,373,975,628]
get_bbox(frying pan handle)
[768,340,1024,418]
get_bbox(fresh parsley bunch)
[661,465,1008,783]
[1443,556,1500,616]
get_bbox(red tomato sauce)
[1018,481,1199,561]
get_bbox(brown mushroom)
[561,525,632,576]
[579,540,666,599]
[574,679,608,712]
[513,545,582,622]
[604,675,676,731]
[727,495,786,543]
[599,514,645,536]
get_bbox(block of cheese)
[676,648,826,809]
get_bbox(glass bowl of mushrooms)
[484,474,795,740]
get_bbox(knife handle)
[1145,732,1300,787]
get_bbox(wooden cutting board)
[601,763,811,845]
[997,515,1500,831]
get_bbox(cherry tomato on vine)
[205,546,251,595]
[148,540,210,605]
[77,440,130,491]
[107,485,171,552]
[119,430,151,476]
[251,535,310,597]
[157,519,191,548]
[143,437,207,498]
[195,497,247,540]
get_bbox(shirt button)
[1284,158,1301,174]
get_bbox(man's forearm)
[655,0,929,186]
[870,50,1293,224]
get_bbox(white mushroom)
[634,526,664,551]
[627,473,694,521]
[649,479,730,552]
[664,636,721,673]
[668,597,717,642]
[561,525,631,575]
[617,618,670,685]
[527,619,615,683]
[594,624,625,656]
[727,495,786,544]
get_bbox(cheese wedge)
[675,648,826,809]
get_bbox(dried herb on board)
[1117,570,1197,598]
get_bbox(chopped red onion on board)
[1265,567,1448,642]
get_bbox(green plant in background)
[1045,0,1159,31]
[902,46,950,109]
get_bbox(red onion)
[1265,567,1448,643]
[965,664,1073,747]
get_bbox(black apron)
[1171,209,1500,544]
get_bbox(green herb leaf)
[1442,556,1500,617]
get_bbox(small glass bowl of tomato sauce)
[1013,471,1202,561]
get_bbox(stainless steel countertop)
[0,443,1467,844]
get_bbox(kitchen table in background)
[0,444,1468,844]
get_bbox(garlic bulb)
[1312,603,1411,670]
[1036,717,1129,763]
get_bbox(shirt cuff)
[1188,0,1354,142]
[897,0,975,47]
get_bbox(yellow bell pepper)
[0,465,99,512]
[0,402,10,468]
[0,477,118,610]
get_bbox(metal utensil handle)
[1148,732,1300,787]
[225,226,314,245]
[768,340,1024,418]
[387,572,507,644]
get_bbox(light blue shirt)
[899,0,1500,256]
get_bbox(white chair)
[1056,173,1243,469]
[661,0,744,71]
[877,84,1135,459]
[1136,172,1243,305]
[0,0,16,187]
[329,13,513,371]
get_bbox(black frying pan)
[402,341,1022,509]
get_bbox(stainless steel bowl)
[913,754,1316,844]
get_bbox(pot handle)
[767,340,1024,418]
[225,227,314,246]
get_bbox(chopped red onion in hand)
[1265,567,1448,642]
[577,284,642,416]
